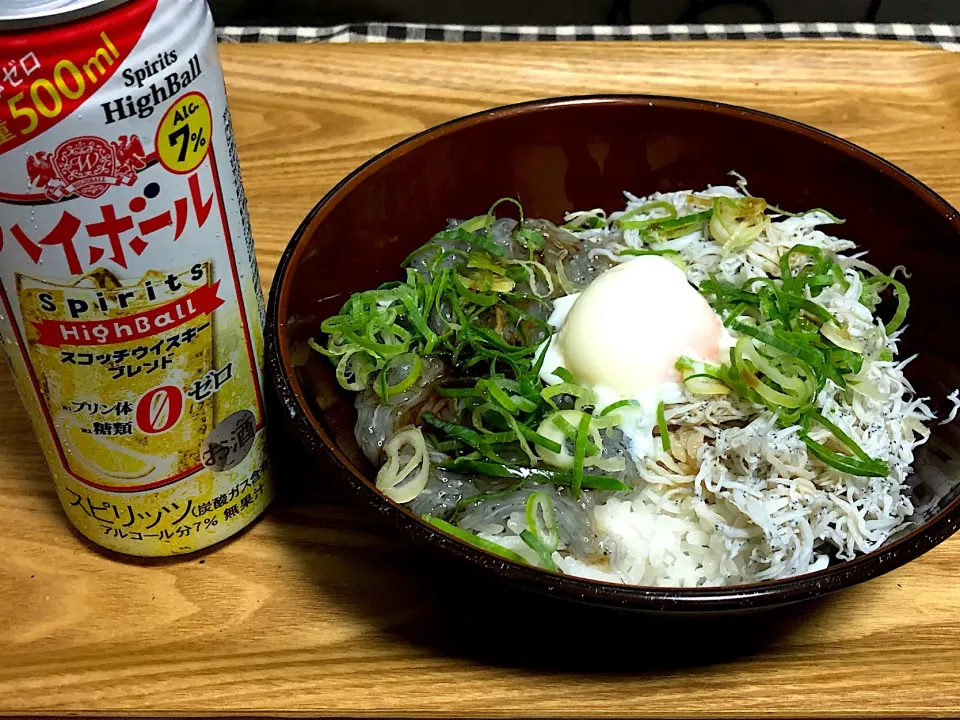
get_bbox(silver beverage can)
[0,0,274,555]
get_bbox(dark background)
[210,0,960,27]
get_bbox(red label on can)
[0,0,158,153]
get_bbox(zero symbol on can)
[136,385,184,435]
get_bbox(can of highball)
[0,0,274,555]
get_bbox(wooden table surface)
[3,40,960,717]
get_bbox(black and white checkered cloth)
[217,23,960,51]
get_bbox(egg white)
[537,258,733,462]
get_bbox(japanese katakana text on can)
[0,0,275,555]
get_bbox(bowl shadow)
[271,425,827,674]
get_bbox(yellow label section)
[11,261,274,556]
[156,91,212,174]
[54,436,272,556]
[17,265,214,490]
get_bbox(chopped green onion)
[618,248,680,257]
[520,530,558,571]
[484,197,524,242]
[801,436,888,477]
[511,394,540,414]
[599,399,640,416]
[480,378,520,414]
[422,412,486,450]
[729,320,823,367]
[526,491,560,552]
[733,335,812,410]
[517,424,563,454]
[779,244,823,290]
[330,347,377,391]
[522,491,559,569]
[868,274,910,334]
[830,263,850,291]
[532,338,551,376]
[443,459,630,492]
[467,253,507,276]
[541,382,598,412]
[376,427,431,503]
[555,260,582,295]
[656,401,671,452]
[805,207,845,224]
[506,259,554,297]
[549,413,601,457]
[682,373,731,395]
[571,411,590,499]
[808,411,875,464]
[432,227,505,258]
[710,196,769,250]
[653,209,713,231]
[562,210,608,230]
[553,473,630,492]
[471,401,538,465]
[454,273,498,307]
[451,480,526,519]
[799,298,835,325]
[424,515,529,564]
[373,352,422,400]
[458,215,492,233]
[553,367,576,384]
[617,201,678,229]
[400,244,436,268]
[378,364,389,400]
[515,228,545,250]
[535,410,600,469]
[435,385,482,398]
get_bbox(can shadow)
[273,432,827,674]
[0,369,65,518]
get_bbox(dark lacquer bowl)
[266,95,960,613]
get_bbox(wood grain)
[2,41,960,717]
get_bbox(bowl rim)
[266,93,960,611]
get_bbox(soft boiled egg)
[539,254,733,459]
